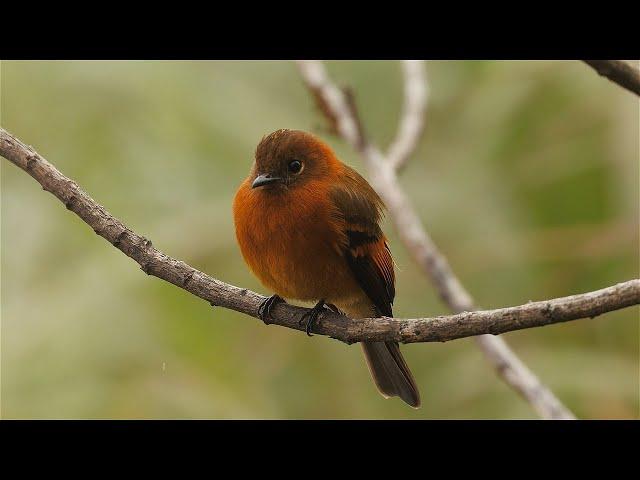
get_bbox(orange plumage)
[233,129,420,408]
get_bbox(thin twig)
[296,60,588,419]
[387,60,428,171]
[583,60,640,96]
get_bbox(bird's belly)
[236,207,360,303]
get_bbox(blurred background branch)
[296,59,593,419]
[583,60,640,96]
[386,60,429,171]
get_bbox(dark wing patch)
[330,164,396,317]
[344,232,395,317]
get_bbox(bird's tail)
[335,300,421,408]
[361,341,421,408]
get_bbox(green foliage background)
[1,61,638,419]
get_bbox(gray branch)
[386,60,428,171]
[2,126,637,349]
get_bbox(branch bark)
[2,126,638,347]
[583,60,640,96]
[295,60,597,419]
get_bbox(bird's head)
[250,129,338,191]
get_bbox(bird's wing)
[329,166,395,317]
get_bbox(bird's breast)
[233,182,361,303]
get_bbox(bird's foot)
[299,299,327,337]
[257,294,284,324]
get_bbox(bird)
[232,128,420,408]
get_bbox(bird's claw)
[258,294,283,324]
[298,299,327,337]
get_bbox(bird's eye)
[288,160,303,174]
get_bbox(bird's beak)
[252,173,282,188]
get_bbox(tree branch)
[583,60,640,96]
[295,60,596,419]
[386,60,428,171]
[2,126,637,347]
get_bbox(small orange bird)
[233,129,420,408]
